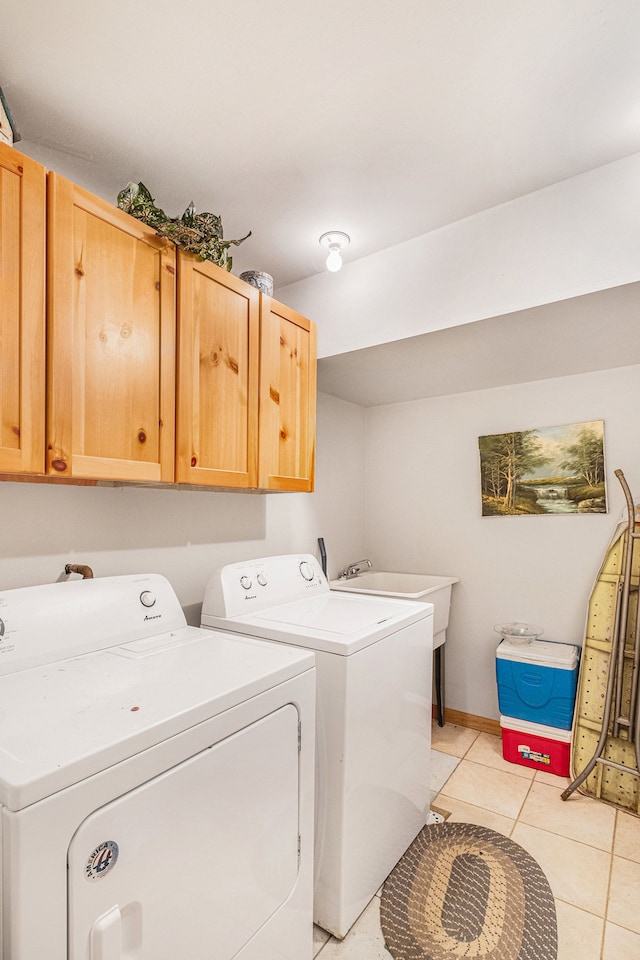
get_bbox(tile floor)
[312,721,640,960]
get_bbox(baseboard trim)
[432,705,500,737]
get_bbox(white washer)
[201,554,434,939]
[0,573,315,960]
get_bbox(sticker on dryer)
[85,840,119,881]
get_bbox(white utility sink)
[329,572,458,642]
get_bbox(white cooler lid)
[496,638,579,669]
[500,715,572,742]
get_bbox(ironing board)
[563,470,640,815]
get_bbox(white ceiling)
[317,282,640,406]
[2,1,640,289]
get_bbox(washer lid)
[0,626,313,811]
[202,592,433,655]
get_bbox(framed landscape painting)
[478,420,607,517]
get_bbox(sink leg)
[435,646,445,726]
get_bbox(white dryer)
[0,574,315,960]
[201,554,434,939]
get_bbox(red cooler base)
[500,715,571,777]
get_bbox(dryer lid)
[0,623,313,811]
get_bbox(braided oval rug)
[380,822,557,960]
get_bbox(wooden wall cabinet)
[258,297,316,492]
[176,253,260,487]
[47,173,176,482]
[0,146,316,493]
[0,142,46,474]
[176,260,317,492]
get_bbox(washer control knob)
[257,573,267,587]
[240,576,252,590]
[0,618,4,638]
[140,591,156,608]
[299,561,314,581]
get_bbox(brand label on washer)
[85,841,119,881]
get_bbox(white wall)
[278,152,640,358]
[364,364,640,721]
[0,394,366,619]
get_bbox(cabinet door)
[47,173,176,482]
[176,254,259,487]
[0,143,46,474]
[259,298,316,492]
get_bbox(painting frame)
[478,419,607,517]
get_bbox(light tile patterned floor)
[313,722,640,960]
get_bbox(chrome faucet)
[338,559,372,580]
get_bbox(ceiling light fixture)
[319,231,350,272]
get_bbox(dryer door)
[67,704,300,959]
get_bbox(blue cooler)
[496,639,579,729]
